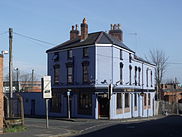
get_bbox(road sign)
[42,76,52,99]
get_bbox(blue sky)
[0,0,182,82]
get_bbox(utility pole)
[32,69,34,91]
[9,28,13,117]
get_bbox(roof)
[46,31,134,53]
[134,55,155,66]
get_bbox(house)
[161,82,182,103]
[46,18,156,119]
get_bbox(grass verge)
[4,125,27,133]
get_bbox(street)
[1,115,182,137]
[75,115,182,137]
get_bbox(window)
[67,49,73,59]
[148,94,151,106]
[67,65,73,84]
[120,63,123,84]
[53,52,59,62]
[134,94,137,107]
[138,67,141,86]
[54,65,60,84]
[125,93,130,108]
[135,66,137,85]
[129,53,132,63]
[151,71,153,87]
[144,93,147,106]
[50,92,61,113]
[120,49,123,60]
[146,68,149,87]
[82,61,89,83]
[78,92,92,115]
[83,47,89,57]
[117,93,122,109]
[129,65,132,85]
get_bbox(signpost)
[41,76,52,128]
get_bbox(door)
[98,96,109,117]
[31,99,36,115]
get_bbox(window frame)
[67,49,73,59]
[83,47,89,58]
[53,64,60,84]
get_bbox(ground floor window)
[144,93,147,109]
[134,93,137,111]
[50,92,61,113]
[117,93,122,109]
[78,92,92,115]
[125,93,130,108]
[148,93,151,108]
[117,93,123,114]
[124,93,130,112]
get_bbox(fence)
[159,101,182,115]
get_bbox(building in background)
[3,81,41,93]
[46,18,156,119]
[161,82,182,103]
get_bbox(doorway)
[98,96,109,118]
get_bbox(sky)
[0,0,182,82]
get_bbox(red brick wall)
[0,55,4,133]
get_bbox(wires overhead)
[0,31,8,36]
[13,32,55,46]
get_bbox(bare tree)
[146,49,168,100]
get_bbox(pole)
[46,99,49,128]
[9,28,13,117]
[16,68,19,92]
[32,69,34,91]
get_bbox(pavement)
[0,115,165,137]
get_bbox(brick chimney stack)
[109,24,123,42]
[70,24,79,40]
[81,18,88,40]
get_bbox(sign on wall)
[42,76,52,99]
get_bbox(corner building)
[46,18,156,119]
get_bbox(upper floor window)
[83,47,89,57]
[82,61,89,83]
[53,64,60,84]
[67,66,73,84]
[129,65,132,85]
[146,68,149,87]
[134,66,137,85]
[120,63,123,84]
[129,53,132,63]
[120,49,123,60]
[53,52,59,62]
[151,71,153,87]
[67,49,73,59]
[138,67,141,86]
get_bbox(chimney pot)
[109,24,123,41]
[81,18,88,40]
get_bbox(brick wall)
[0,55,4,133]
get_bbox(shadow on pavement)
[74,115,182,137]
